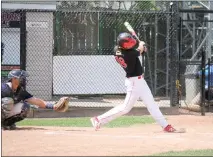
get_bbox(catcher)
[1,69,69,130]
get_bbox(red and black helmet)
[117,32,137,50]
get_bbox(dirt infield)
[2,115,213,156]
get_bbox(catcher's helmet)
[117,32,137,50]
[8,69,29,87]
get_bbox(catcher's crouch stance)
[1,69,69,130]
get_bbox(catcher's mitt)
[54,97,69,112]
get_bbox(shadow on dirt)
[14,127,48,131]
[63,129,87,132]
[16,127,88,132]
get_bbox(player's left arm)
[16,88,43,107]
[130,41,146,57]
[136,41,146,55]
[25,96,69,112]
[20,89,55,109]
[25,97,47,109]
[24,90,69,112]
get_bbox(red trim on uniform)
[127,75,142,79]
[95,117,99,122]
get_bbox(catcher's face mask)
[9,70,29,88]
[19,76,28,87]
[19,70,29,88]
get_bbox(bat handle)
[131,31,136,36]
[130,32,139,41]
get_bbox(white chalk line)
[44,131,184,140]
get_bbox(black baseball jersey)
[1,82,33,104]
[114,46,143,77]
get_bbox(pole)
[207,58,211,112]
[201,48,206,116]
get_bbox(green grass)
[151,149,213,156]
[16,116,154,128]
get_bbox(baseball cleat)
[90,117,101,131]
[163,124,177,133]
[9,124,17,130]
[2,124,17,130]
[163,124,186,133]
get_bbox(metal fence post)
[20,10,26,71]
[207,58,211,112]
[201,49,206,116]
[170,2,179,107]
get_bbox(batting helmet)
[117,32,137,50]
[8,69,29,87]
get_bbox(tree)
[133,1,157,11]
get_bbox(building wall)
[26,12,54,100]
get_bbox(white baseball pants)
[97,76,168,128]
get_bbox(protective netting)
[1,1,180,108]
[1,11,22,82]
[178,3,213,111]
[178,60,213,112]
[54,1,178,99]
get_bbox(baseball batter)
[91,32,176,132]
[1,69,69,130]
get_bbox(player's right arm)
[136,41,146,55]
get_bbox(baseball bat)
[124,21,140,42]
[124,21,146,76]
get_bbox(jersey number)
[115,56,127,68]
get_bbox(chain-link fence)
[178,55,213,114]
[178,4,213,114]
[1,1,188,109]
[205,58,213,112]
[1,10,23,82]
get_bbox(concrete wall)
[26,12,53,100]
[53,56,127,95]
